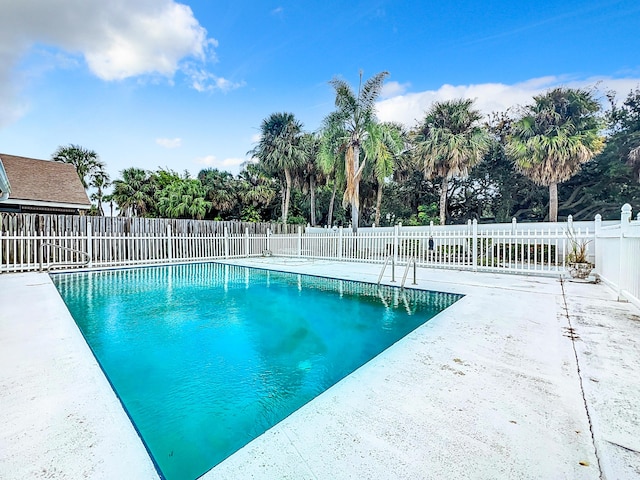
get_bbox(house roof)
[0,154,91,209]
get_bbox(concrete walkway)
[1,260,639,479]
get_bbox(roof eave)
[1,198,92,210]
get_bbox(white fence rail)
[2,206,638,309]
[595,204,640,308]
[270,222,589,275]
[0,220,591,275]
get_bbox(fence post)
[472,219,478,272]
[338,227,343,260]
[297,226,302,257]
[594,214,602,276]
[618,204,632,300]
[86,221,93,268]
[393,224,399,264]
[511,217,517,233]
[266,228,271,253]
[567,214,574,232]
[224,227,229,259]
[245,227,250,257]
[167,225,173,262]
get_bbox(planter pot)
[567,262,594,280]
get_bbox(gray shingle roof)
[0,154,91,207]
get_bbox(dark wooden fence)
[0,213,295,236]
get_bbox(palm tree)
[323,70,389,232]
[506,87,604,222]
[110,168,155,217]
[318,125,346,227]
[52,144,101,189]
[158,178,212,220]
[249,112,304,223]
[366,122,405,226]
[237,163,278,221]
[413,98,491,225]
[89,165,111,216]
[300,133,322,226]
[197,168,238,218]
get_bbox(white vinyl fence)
[595,204,640,308]
[2,206,638,308]
[270,218,593,277]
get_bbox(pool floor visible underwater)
[52,262,462,480]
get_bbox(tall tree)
[366,122,405,226]
[412,98,491,225]
[52,144,101,189]
[89,164,111,216]
[506,87,604,222]
[249,112,304,223]
[110,168,155,217]
[318,124,346,227]
[237,163,278,221]
[157,178,212,220]
[198,168,238,218]
[323,70,389,232]
[300,133,322,226]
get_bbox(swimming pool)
[52,263,461,480]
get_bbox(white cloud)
[250,133,262,143]
[156,137,182,149]
[380,80,410,99]
[187,68,245,93]
[0,0,226,125]
[376,76,640,127]
[195,155,245,172]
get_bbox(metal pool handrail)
[401,257,418,289]
[39,242,91,272]
[377,255,396,285]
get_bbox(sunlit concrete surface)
[1,260,638,480]
[207,258,640,480]
[0,272,159,479]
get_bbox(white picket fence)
[1,205,638,307]
[269,223,584,275]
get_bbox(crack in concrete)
[559,277,605,480]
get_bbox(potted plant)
[565,230,594,279]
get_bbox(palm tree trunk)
[439,177,448,225]
[97,186,104,216]
[310,174,316,226]
[351,145,360,233]
[549,182,558,222]
[374,181,383,226]
[327,180,337,227]
[283,168,292,224]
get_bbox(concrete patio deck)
[1,259,639,479]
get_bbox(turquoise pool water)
[52,263,461,480]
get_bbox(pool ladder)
[377,256,417,288]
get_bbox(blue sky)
[1,0,639,189]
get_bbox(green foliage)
[506,87,604,222]
[110,167,156,217]
[287,215,307,225]
[249,112,305,223]
[157,177,212,220]
[323,71,390,231]
[412,98,491,224]
[102,86,640,225]
[241,205,262,223]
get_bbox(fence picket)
[1,209,637,307]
